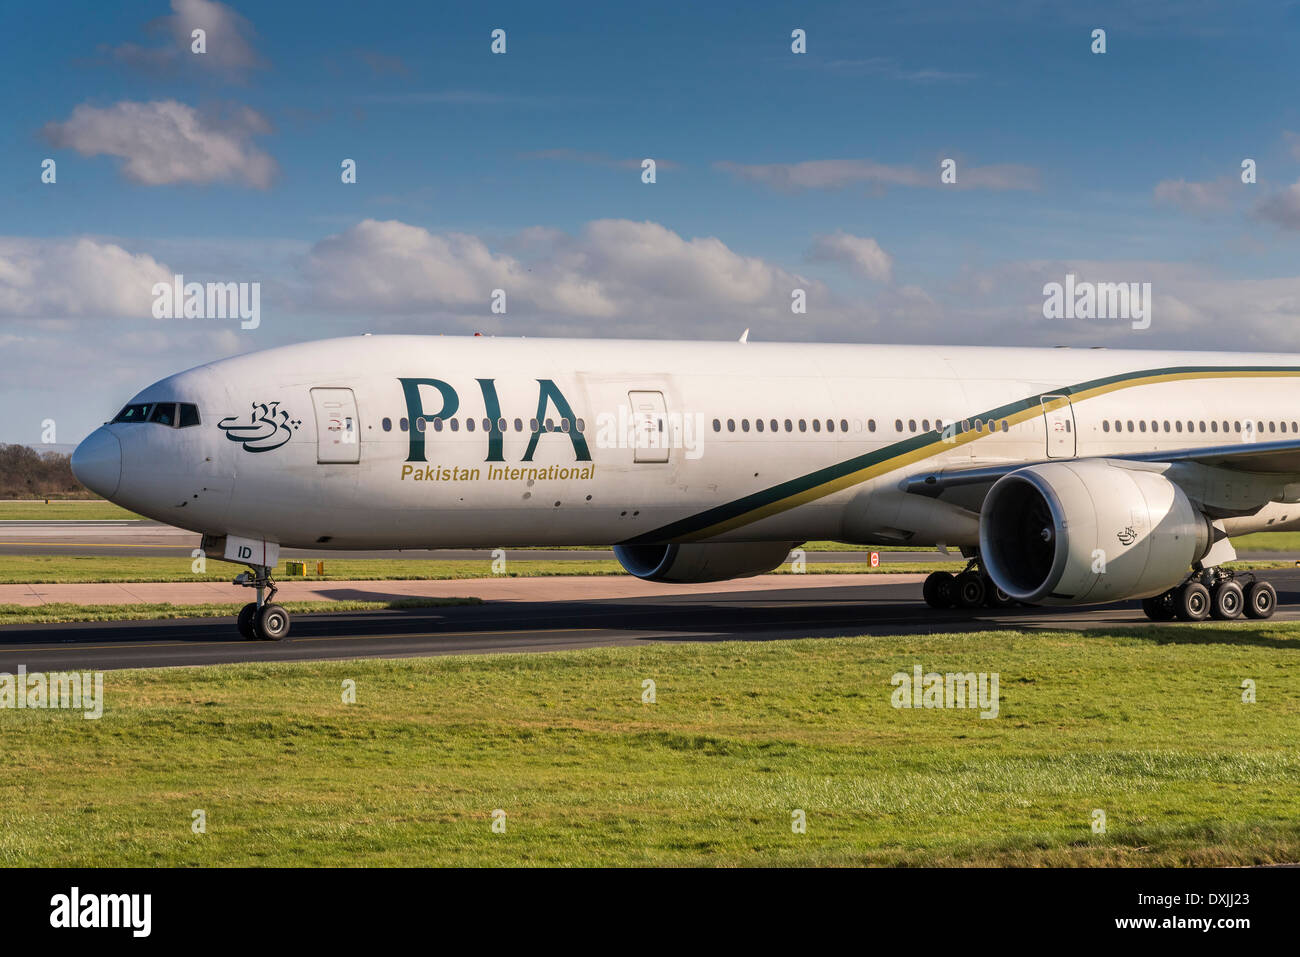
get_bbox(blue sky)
[4,0,1300,444]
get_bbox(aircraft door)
[629,390,669,463]
[1040,394,1076,458]
[311,387,360,463]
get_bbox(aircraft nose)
[71,428,122,498]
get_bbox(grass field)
[0,622,1295,866]
[0,597,479,627]
[0,501,143,521]
[0,555,971,584]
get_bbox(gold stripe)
[684,368,1300,541]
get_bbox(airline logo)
[218,401,301,453]
[399,377,591,464]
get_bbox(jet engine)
[613,541,797,583]
[979,460,1210,605]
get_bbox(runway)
[4,568,1298,673]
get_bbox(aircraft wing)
[902,438,1300,500]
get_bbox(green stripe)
[618,363,1300,545]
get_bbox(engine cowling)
[979,460,1210,606]
[613,541,797,583]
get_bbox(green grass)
[0,622,1296,866]
[0,501,143,521]
[0,597,480,626]
[1230,532,1300,552]
[0,555,959,584]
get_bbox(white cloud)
[806,231,894,281]
[303,218,819,330]
[0,237,173,318]
[520,149,680,171]
[715,158,1037,192]
[1252,180,1300,230]
[43,100,276,188]
[104,0,263,79]
[1153,176,1237,212]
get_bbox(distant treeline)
[0,444,94,499]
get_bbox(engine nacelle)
[979,460,1210,606]
[613,541,797,583]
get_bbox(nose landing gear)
[233,565,292,641]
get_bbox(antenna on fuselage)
[739,328,749,343]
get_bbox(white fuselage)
[73,335,1300,550]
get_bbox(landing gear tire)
[256,603,291,641]
[954,571,986,608]
[1141,592,1177,621]
[923,571,957,609]
[1244,580,1277,620]
[237,602,259,640]
[1210,580,1244,620]
[1176,582,1211,622]
[984,577,1017,608]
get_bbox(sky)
[4,0,1300,445]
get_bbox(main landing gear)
[233,564,292,641]
[922,558,1018,610]
[1141,568,1275,622]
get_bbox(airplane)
[69,334,1300,640]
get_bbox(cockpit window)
[112,404,152,423]
[112,401,201,428]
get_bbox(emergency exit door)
[629,390,669,463]
[311,388,360,463]
[1040,394,1076,458]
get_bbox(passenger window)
[1210,421,1217,433]
[771,419,779,432]
[840,419,848,432]
[416,417,426,432]
[921,419,930,432]
[799,419,807,432]
[450,419,459,432]
[727,419,735,432]
[466,418,475,432]
[1139,421,1147,432]
[784,419,793,432]
[515,418,524,432]
[812,420,821,432]
[713,419,721,433]
[867,419,876,432]
[561,418,570,433]
[908,419,917,433]
[755,419,764,432]
[530,418,539,432]
[399,418,408,432]
[433,418,443,432]
[1103,420,1110,432]
[895,419,903,432]
[1174,421,1182,432]
[742,419,750,432]
[825,420,834,433]
[382,417,392,432]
